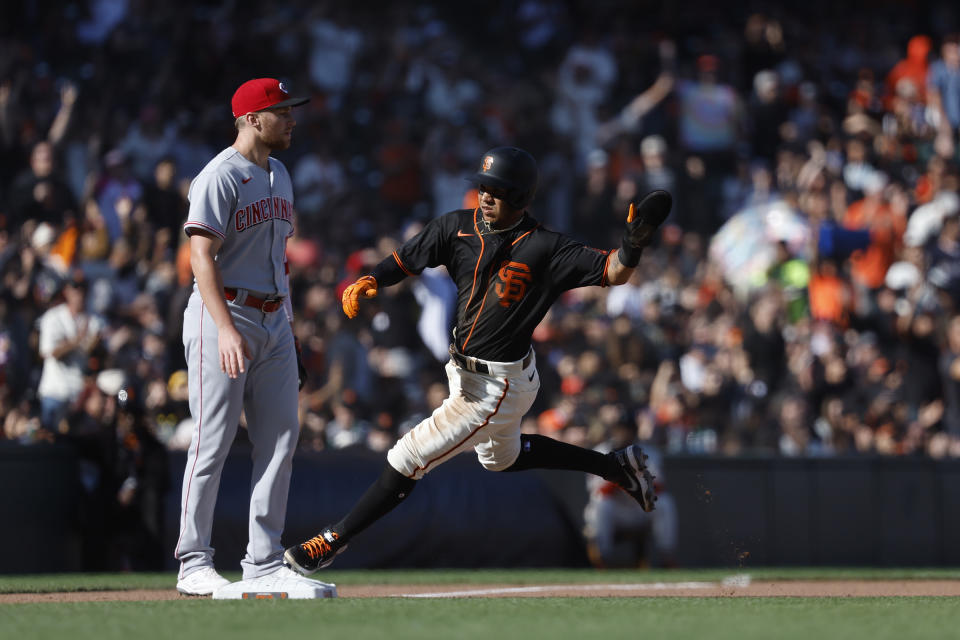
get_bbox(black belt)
[448,346,533,374]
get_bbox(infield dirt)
[2,580,959,602]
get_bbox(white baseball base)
[213,576,337,600]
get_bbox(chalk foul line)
[400,575,752,598]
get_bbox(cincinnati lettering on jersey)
[234,197,294,232]
[494,261,532,307]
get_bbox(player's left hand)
[295,336,307,391]
[625,190,673,248]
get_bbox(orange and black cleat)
[283,527,348,575]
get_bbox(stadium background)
[2,0,960,572]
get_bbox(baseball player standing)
[174,78,332,598]
[284,146,671,573]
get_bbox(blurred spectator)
[741,14,786,89]
[94,149,143,244]
[550,30,618,170]
[306,7,364,109]
[573,148,617,248]
[292,143,347,221]
[584,422,677,568]
[109,383,170,571]
[36,271,104,430]
[119,106,178,183]
[139,156,187,242]
[6,141,78,230]
[885,35,932,108]
[595,72,675,147]
[746,70,789,162]
[0,293,31,405]
[939,315,960,438]
[927,34,960,156]
[843,174,906,290]
[674,54,743,234]
[808,257,853,327]
[636,135,679,227]
[676,55,742,160]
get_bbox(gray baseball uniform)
[175,147,300,580]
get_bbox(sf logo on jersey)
[494,261,531,307]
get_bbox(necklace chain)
[480,214,525,236]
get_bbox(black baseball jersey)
[371,208,612,362]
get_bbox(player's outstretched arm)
[341,275,378,318]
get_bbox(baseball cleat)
[283,527,348,575]
[609,444,657,512]
[176,566,231,596]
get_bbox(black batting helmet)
[467,146,538,210]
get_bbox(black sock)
[333,462,417,540]
[503,434,619,480]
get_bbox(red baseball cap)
[231,78,309,118]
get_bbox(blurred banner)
[708,201,811,296]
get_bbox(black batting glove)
[618,190,673,267]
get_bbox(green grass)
[1,569,959,640]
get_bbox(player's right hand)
[342,275,378,319]
[218,325,251,378]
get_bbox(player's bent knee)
[386,439,431,480]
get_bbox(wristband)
[619,236,643,267]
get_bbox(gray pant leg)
[239,316,300,578]
[651,492,678,557]
[175,298,246,577]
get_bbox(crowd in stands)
[3,0,960,478]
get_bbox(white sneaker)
[212,566,337,600]
[177,567,231,596]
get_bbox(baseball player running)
[174,78,331,597]
[284,146,671,574]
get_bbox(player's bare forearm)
[189,234,235,331]
[190,232,250,377]
[605,249,636,286]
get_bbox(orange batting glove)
[341,275,378,318]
